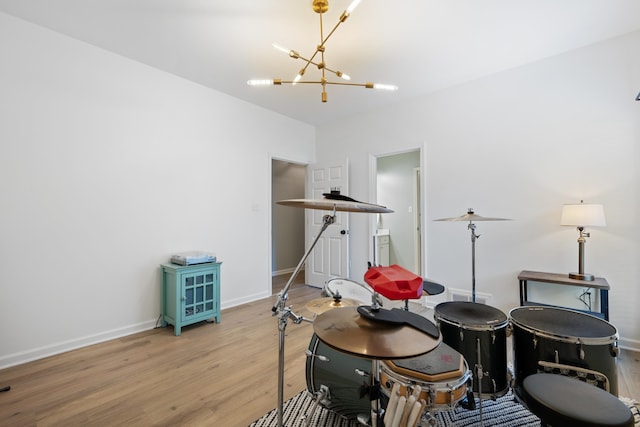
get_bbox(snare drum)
[434,301,510,399]
[509,306,619,397]
[306,333,371,420]
[379,342,471,411]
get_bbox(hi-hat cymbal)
[313,306,441,359]
[434,208,511,222]
[305,297,360,314]
[277,198,393,214]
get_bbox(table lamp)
[560,200,606,281]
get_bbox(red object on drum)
[365,264,423,300]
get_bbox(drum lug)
[532,333,538,350]
[459,328,464,341]
[491,330,496,345]
[305,349,330,362]
[576,340,585,361]
[610,342,620,357]
[354,368,370,378]
[505,323,512,337]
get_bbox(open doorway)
[271,159,306,294]
[375,150,422,275]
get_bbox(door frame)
[270,155,308,295]
[368,145,426,276]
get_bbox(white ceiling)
[1,0,639,126]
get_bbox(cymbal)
[434,208,511,222]
[305,297,361,314]
[313,306,441,359]
[277,198,393,214]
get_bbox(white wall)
[316,32,640,349]
[0,13,315,367]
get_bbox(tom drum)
[434,301,510,399]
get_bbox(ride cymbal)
[313,306,441,359]
[277,198,393,214]
[434,208,511,222]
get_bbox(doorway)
[375,150,422,275]
[271,159,305,294]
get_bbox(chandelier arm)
[278,80,369,87]
[318,18,346,51]
[292,54,344,79]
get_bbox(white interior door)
[305,159,349,288]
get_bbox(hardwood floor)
[0,274,638,426]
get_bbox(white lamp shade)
[560,203,606,227]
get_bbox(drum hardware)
[577,340,585,360]
[355,368,370,378]
[475,337,485,425]
[274,196,393,427]
[301,385,329,427]
[538,360,610,392]
[305,349,330,362]
[434,209,511,302]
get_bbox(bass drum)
[379,342,471,412]
[434,301,510,399]
[306,333,371,420]
[509,306,619,397]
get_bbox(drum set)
[273,196,620,427]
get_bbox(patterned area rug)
[249,390,640,427]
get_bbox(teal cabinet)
[161,262,221,335]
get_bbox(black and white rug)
[250,390,539,426]
[250,390,640,427]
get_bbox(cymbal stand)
[272,209,336,427]
[468,221,480,302]
[475,337,484,426]
[368,292,383,427]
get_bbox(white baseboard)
[221,291,271,311]
[272,267,303,277]
[0,320,157,370]
[618,337,640,353]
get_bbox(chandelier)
[247,0,398,102]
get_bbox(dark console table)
[518,270,609,321]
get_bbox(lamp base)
[569,272,595,281]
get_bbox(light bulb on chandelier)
[247,0,398,102]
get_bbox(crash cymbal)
[434,208,511,222]
[277,198,393,214]
[306,297,361,314]
[313,306,441,359]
